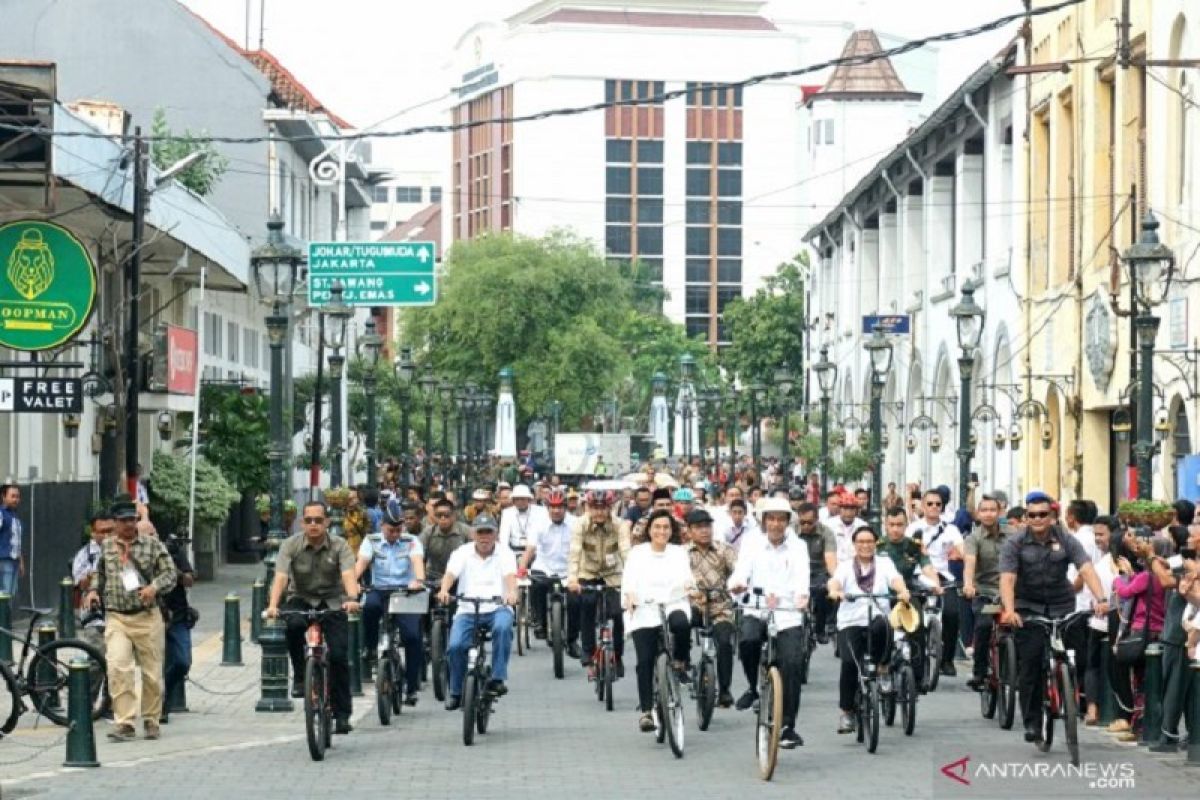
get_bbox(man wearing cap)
[520,489,580,652]
[85,495,177,742]
[905,489,964,677]
[501,483,551,554]
[672,487,696,525]
[439,513,517,708]
[565,489,582,522]
[1000,490,1107,743]
[464,488,494,523]
[355,498,426,706]
[728,497,810,748]
[686,507,737,707]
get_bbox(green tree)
[197,385,270,494]
[150,108,229,196]
[721,254,808,389]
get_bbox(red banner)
[166,325,198,395]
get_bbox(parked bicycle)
[375,587,428,726]
[977,595,1017,729]
[0,604,108,734]
[277,608,342,761]
[1024,610,1088,766]
[454,595,506,747]
[582,584,618,712]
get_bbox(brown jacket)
[568,517,630,587]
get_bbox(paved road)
[4,623,1196,800]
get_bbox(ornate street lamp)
[358,319,383,487]
[774,366,795,469]
[438,378,454,487]
[322,283,352,489]
[813,346,837,493]
[949,283,985,509]
[419,367,437,491]
[748,382,767,473]
[1123,211,1175,500]
[864,327,894,527]
[392,346,415,485]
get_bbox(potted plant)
[148,450,239,580]
[255,493,271,522]
[1117,500,1175,531]
[283,498,298,530]
[324,487,354,510]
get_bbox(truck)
[553,432,633,477]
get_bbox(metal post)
[309,313,325,499]
[348,612,363,696]
[1134,315,1159,500]
[250,579,265,643]
[869,375,884,529]
[364,371,377,488]
[36,624,59,709]
[820,395,831,493]
[441,406,450,483]
[255,618,294,712]
[424,400,434,492]
[1187,661,1200,763]
[58,577,75,639]
[221,594,243,666]
[399,389,410,485]
[125,128,145,497]
[0,592,11,663]
[63,658,99,767]
[1140,642,1164,746]
[750,395,760,473]
[329,351,345,489]
[264,305,288,587]
[957,355,974,509]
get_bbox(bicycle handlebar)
[840,592,897,602]
[273,608,345,622]
[1021,610,1090,628]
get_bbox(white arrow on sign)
[417,246,430,263]
[414,281,432,296]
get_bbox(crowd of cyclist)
[264,457,1200,756]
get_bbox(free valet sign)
[307,241,437,307]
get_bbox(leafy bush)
[147,450,239,535]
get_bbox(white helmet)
[511,484,534,500]
[754,496,794,522]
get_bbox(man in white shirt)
[824,491,868,571]
[500,484,550,553]
[438,514,517,709]
[818,489,841,522]
[714,498,759,553]
[519,489,580,654]
[906,488,965,678]
[727,497,809,749]
[73,513,114,590]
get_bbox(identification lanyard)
[118,541,142,591]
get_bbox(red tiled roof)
[532,8,777,31]
[814,30,920,102]
[381,203,442,253]
[179,2,353,129]
[800,84,823,103]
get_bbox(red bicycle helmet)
[584,489,615,507]
[546,488,567,507]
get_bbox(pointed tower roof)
[813,30,921,102]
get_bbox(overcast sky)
[180,0,1022,165]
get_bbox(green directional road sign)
[307,241,436,307]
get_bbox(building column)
[861,227,880,315]
[927,174,954,290]
[901,193,925,302]
[956,153,984,279]
[879,211,899,312]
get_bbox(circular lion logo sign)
[0,220,96,351]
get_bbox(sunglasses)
[303,516,325,524]
[925,501,943,507]
[1026,511,1052,519]
[435,513,451,519]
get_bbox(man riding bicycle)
[568,489,630,673]
[266,500,361,735]
[501,484,549,555]
[354,498,426,707]
[963,493,1008,691]
[727,497,810,749]
[685,507,737,708]
[519,488,581,655]
[794,502,836,644]
[438,513,517,710]
[877,506,942,690]
[999,491,1107,743]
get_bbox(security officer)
[354,498,426,706]
[999,491,1107,743]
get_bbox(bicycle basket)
[388,591,430,615]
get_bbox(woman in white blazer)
[622,509,694,732]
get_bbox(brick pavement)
[3,614,1198,799]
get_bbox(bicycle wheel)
[798,634,812,686]
[756,667,783,780]
[1060,665,1080,766]
[25,638,108,727]
[515,593,527,657]
[999,636,1017,730]
[659,656,685,758]
[696,657,716,731]
[376,658,394,726]
[865,681,881,754]
[0,660,21,734]
[925,621,942,693]
[304,659,327,761]
[550,601,565,680]
[477,674,492,735]
[603,649,615,712]
[431,618,448,702]
[392,651,405,716]
[1038,677,1055,753]
[462,673,477,746]
[899,664,917,736]
[981,676,998,720]
[882,674,897,727]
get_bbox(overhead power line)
[0,0,1085,146]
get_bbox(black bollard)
[221,594,243,666]
[255,618,294,712]
[1140,643,1164,747]
[58,577,76,639]
[1187,661,1200,764]
[250,580,265,644]
[36,623,60,710]
[63,657,99,767]
[0,592,12,663]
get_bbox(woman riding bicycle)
[828,526,910,735]
[622,509,693,733]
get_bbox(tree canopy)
[721,254,807,391]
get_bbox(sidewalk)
[0,563,377,786]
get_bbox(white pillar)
[672,387,698,458]
[879,211,899,312]
[956,154,984,277]
[494,368,517,458]
[927,175,954,287]
[650,394,669,451]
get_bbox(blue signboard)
[862,315,910,335]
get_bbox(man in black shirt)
[999,491,1107,743]
[160,533,195,724]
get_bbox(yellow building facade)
[1023,0,1197,507]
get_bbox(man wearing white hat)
[500,483,551,554]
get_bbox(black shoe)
[404,693,419,707]
[534,625,547,640]
[615,658,625,679]
[159,713,169,725]
[445,695,461,711]
[333,717,353,735]
[940,663,957,677]
[581,654,594,668]
[966,677,985,692]
[290,682,303,699]
[718,691,734,709]
[487,680,508,696]
[1023,722,1043,743]
[780,727,803,749]
[816,630,829,646]
[735,689,758,711]
[567,641,582,660]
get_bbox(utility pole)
[125,129,146,497]
[1117,0,1131,69]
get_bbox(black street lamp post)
[359,319,383,488]
[774,367,795,475]
[748,382,766,473]
[322,283,351,490]
[392,346,414,485]
[419,368,437,491]
[439,379,453,488]
[726,386,740,481]
[814,346,837,494]
[864,328,894,529]
[950,284,985,510]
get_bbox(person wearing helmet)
[728,496,811,749]
[826,490,868,570]
[520,488,581,652]
[568,489,630,671]
[500,483,551,555]
[354,498,427,706]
